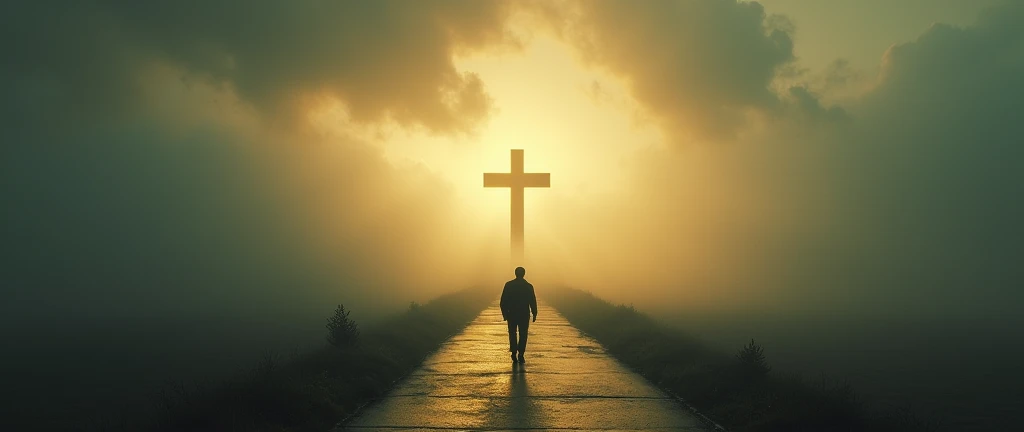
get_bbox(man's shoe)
[517,353,525,363]
[511,353,517,363]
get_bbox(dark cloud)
[541,0,796,141]
[0,2,518,389]
[1,0,528,320]
[821,59,861,91]
[2,0,516,134]
[2,6,522,424]
[832,2,1024,310]
[534,1,1024,319]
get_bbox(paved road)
[339,303,709,431]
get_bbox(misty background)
[2,1,1022,430]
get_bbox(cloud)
[538,0,796,141]
[822,59,861,91]
[833,2,1024,306]
[2,0,518,134]
[3,0,1021,338]
[1,1,527,326]
[531,1,1024,318]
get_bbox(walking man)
[500,266,537,364]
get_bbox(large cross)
[484,149,550,266]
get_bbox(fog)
[524,0,1023,318]
[2,2,514,426]
[3,1,1022,430]
[527,4,1024,427]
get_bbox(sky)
[3,0,1023,329]
[758,0,1006,70]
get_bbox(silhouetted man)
[500,266,537,364]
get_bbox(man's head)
[514,266,526,279]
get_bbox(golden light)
[380,35,662,229]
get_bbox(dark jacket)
[500,278,537,322]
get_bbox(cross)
[484,149,550,266]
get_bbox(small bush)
[326,304,360,348]
[736,338,772,379]
[548,287,934,431]
[154,288,494,432]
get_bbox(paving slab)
[338,303,708,431]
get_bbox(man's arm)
[529,284,538,322]
[499,282,509,321]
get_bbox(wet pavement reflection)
[340,303,707,431]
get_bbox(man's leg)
[507,321,517,353]
[517,319,530,356]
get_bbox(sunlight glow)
[378,35,663,230]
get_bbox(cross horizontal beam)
[483,172,550,188]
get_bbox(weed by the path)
[547,287,936,432]
[150,287,493,432]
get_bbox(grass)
[546,286,938,432]
[130,287,495,432]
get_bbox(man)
[500,266,537,364]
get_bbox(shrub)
[151,288,493,432]
[737,338,772,379]
[326,304,360,348]
[548,287,933,431]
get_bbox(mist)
[1,75,504,426]
[1,1,516,426]
[524,0,1023,319]
[2,0,1022,430]
[521,2,1024,427]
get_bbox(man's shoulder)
[504,278,532,288]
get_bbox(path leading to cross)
[338,303,709,431]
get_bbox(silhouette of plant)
[409,301,421,312]
[155,288,495,432]
[736,338,771,379]
[326,304,359,348]
[548,287,935,431]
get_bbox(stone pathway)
[338,303,709,431]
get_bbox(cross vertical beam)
[510,149,524,264]
[483,149,550,266]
